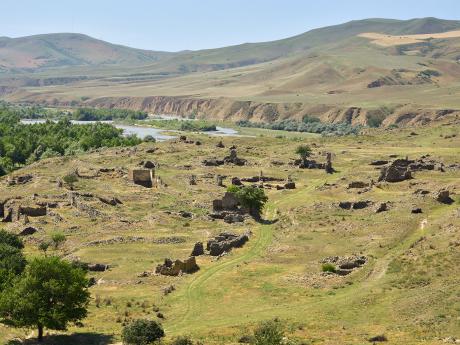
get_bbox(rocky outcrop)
[155,257,199,276]
[206,232,249,256]
[7,174,33,186]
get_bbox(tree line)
[0,107,141,176]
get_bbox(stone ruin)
[216,174,224,187]
[203,148,247,167]
[297,152,334,173]
[7,174,33,186]
[436,190,454,204]
[155,257,199,276]
[206,232,250,256]
[1,198,47,223]
[224,149,247,166]
[212,192,239,212]
[338,200,373,210]
[128,168,155,188]
[378,156,446,183]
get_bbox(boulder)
[88,263,109,272]
[191,242,204,256]
[411,207,423,214]
[19,227,38,236]
[141,160,156,169]
[375,202,388,213]
[231,177,243,186]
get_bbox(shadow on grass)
[256,217,279,225]
[8,332,115,345]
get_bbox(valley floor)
[1,119,459,345]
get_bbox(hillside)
[0,118,459,344]
[0,33,170,70]
[2,17,460,126]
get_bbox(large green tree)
[0,256,90,342]
[228,185,268,218]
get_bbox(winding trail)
[167,204,278,333]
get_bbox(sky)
[2,0,460,51]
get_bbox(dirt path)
[167,203,278,333]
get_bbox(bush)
[322,263,336,273]
[252,320,284,345]
[122,319,165,345]
[171,336,194,345]
[0,230,24,249]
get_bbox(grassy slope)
[0,118,459,344]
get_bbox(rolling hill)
[2,17,460,126]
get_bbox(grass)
[0,118,459,344]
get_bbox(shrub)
[322,263,336,273]
[63,173,78,187]
[122,319,165,345]
[0,230,24,249]
[252,320,284,345]
[50,232,66,250]
[171,336,194,345]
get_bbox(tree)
[228,185,268,218]
[295,145,312,167]
[252,320,284,345]
[122,319,165,345]
[0,256,90,342]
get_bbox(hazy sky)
[2,0,460,51]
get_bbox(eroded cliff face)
[16,94,460,126]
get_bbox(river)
[20,119,240,141]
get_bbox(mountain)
[2,17,460,126]
[0,33,170,70]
